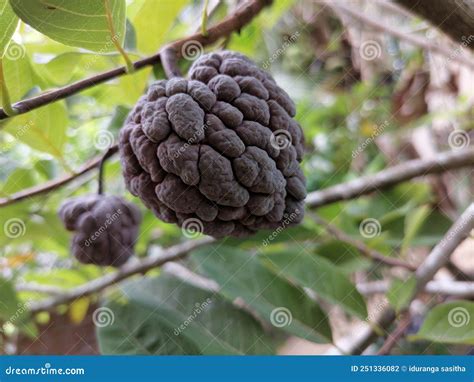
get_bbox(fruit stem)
[104,0,135,73]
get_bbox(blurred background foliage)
[0,0,472,355]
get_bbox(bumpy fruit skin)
[119,51,306,238]
[59,195,141,266]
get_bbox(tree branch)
[357,280,474,298]
[0,0,272,121]
[306,148,474,208]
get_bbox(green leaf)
[262,250,368,319]
[10,0,126,52]
[387,277,416,313]
[4,102,68,157]
[315,240,372,274]
[0,0,19,55]
[2,53,36,103]
[0,276,19,321]
[411,301,474,345]
[192,245,332,343]
[129,0,187,54]
[97,298,201,355]
[0,277,35,336]
[401,205,430,256]
[119,274,276,355]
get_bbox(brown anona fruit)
[59,195,141,266]
[119,51,306,238]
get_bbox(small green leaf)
[10,0,126,52]
[0,276,20,320]
[411,301,474,345]
[192,245,333,343]
[387,277,416,313]
[262,249,368,319]
[0,0,19,55]
[401,205,430,256]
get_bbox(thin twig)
[357,280,474,298]
[310,212,417,271]
[0,145,118,207]
[306,148,474,208]
[0,0,272,121]
[377,313,411,355]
